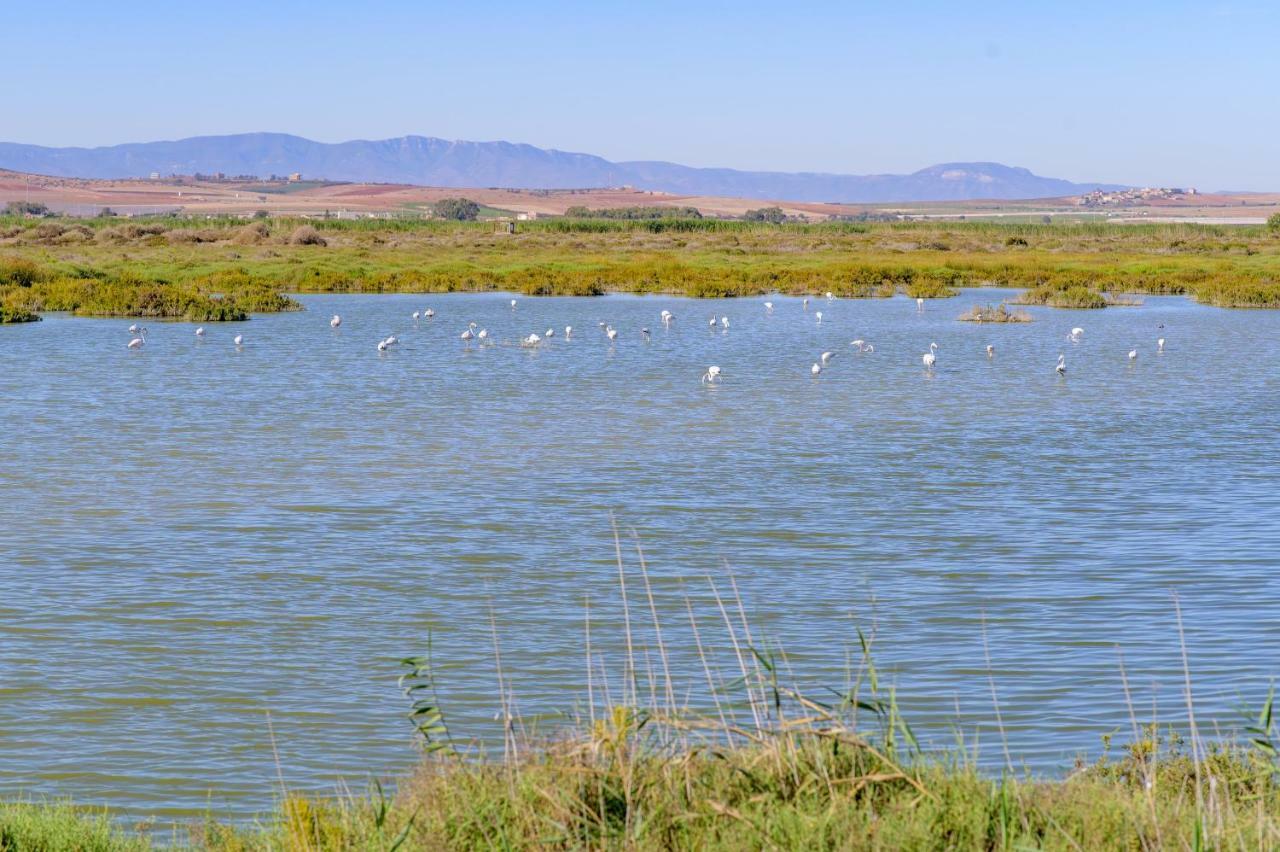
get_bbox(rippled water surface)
[2,290,1278,817]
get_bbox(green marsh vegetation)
[5,536,1280,850]
[3,216,1280,321]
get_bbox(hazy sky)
[6,1,1276,189]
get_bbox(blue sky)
[6,1,1276,189]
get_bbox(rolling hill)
[0,133,1125,203]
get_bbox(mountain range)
[0,133,1125,203]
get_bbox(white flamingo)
[195,327,205,338]
[764,301,773,314]
[461,324,475,341]
[811,362,822,376]
[820,351,834,366]
[916,297,924,312]
[1157,337,1165,352]
[234,334,244,346]
[330,314,341,328]
[922,342,938,368]
[128,323,140,334]
[606,325,618,342]
[412,311,420,320]
[1128,348,1138,361]
[641,327,650,340]
[720,316,729,329]
[826,291,834,301]
[510,299,517,310]
[545,328,554,338]
[127,336,145,349]
[708,315,717,328]
[701,365,722,384]
[660,310,673,327]
[803,298,809,311]
[424,308,435,319]
[1056,353,1066,375]
[1069,327,1084,342]
[565,326,573,339]
[377,338,390,352]
[522,333,542,347]
[986,344,994,357]
[815,311,823,324]
[478,328,489,341]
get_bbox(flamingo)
[510,299,518,310]
[1128,348,1138,361]
[1056,353,1066,375]
[811,362,822,376]
[820,351,834,366]
[815,311,823,324]
[565,326,573,339]
[522,333,542,347]
[1157,338,1165,352]
[701,365,722,384]
[127,336,144,349]
[826,291,834,301]
[1069,327,1084,342]
[412,311,420,320]
[606,325,618,342]
[377,338,390,352]
[850,339,866,352]
[128,323,140,334]
[803,298,809,311]
[660,310,673,327]
[720,316,729,329]
[764,301,773,314]
[195,327,205,338]
[641,327,650,340]
[330,314,341,328]
[234,334,244,346]
[916,297,924,311]
[922,342,938,368]
[986,344,995,357]
[708,315,717,329]
[545,328,555,338]
[460,324,475,341]
[424,308,435,319]
[478,328,489,341]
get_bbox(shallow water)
[1,290,1278,818]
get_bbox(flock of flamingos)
[122,292,1168,382]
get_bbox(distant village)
[1075,186,1197,207]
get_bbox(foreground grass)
[7,721,1279,850]
[3,217,1280,320]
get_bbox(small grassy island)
[958,302,1032,322]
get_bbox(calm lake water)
[2,290,1278,818]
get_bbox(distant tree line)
[564,205,704,220]
[742,206,787,224]
[4,201,52,217]
[433,198,481,221]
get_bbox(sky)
[5,0,1277,190]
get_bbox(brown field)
[3,168,1279,222]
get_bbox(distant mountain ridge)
[0,133,1125,203]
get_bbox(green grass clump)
[0,801,144,851]
[1016,281,1111,309]
[0,302,40,323]
[11,276,249,322]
